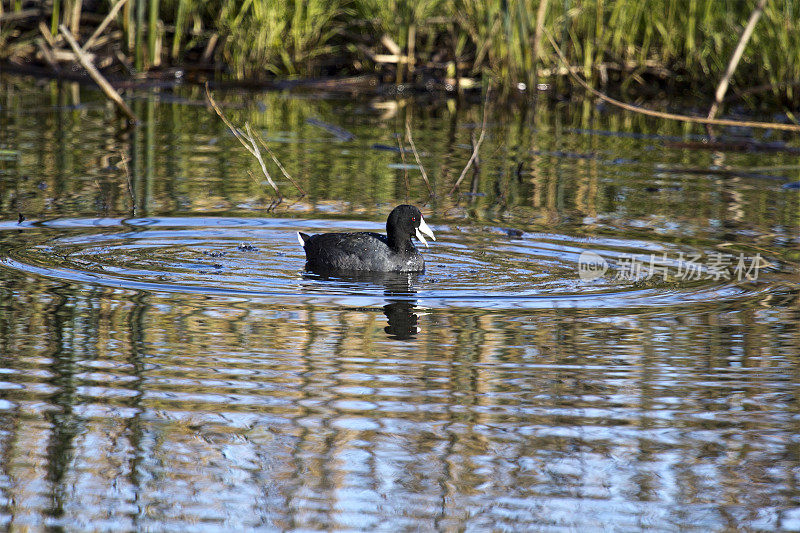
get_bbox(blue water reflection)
[0,75,798,531]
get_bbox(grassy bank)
[1,0,798,104]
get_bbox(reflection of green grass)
[0,77,797,250]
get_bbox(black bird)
[298,205,435,272]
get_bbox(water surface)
[0,76,799,531]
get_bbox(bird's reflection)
[301,269,422,340]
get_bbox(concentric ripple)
[0,217,776,309]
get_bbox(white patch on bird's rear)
[297,232,305,247]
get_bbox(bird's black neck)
[386,227,415,254]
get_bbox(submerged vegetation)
[1,0,799,104]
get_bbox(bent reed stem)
[543,28,800,132]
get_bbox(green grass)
[218,0,800,103]
[5,0,799,104]
[556,0,800,100]
[217,0,346,77]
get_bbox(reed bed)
[1,0,798,104]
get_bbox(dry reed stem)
[70,0,83,36]
[38,21,58,47]
[35,36,60,73]
[254,134,306,196]
[202,33,218,63]
[244,122,281,199]
[118,149,136,216]
[0,9,39,23]
[469,130,481,195]
[248,170,281,211]
[396,135,410,202]
[531,0,550,91]
[59,24,138,123]
[543,29,800,132]
[204,83,281,198]
[404,117,434,197]
[707,0,769,120]
[82,0,129,51]
[448,87,490,196]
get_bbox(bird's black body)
[298,205,434,273]
[299,231,425,272]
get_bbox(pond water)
[0,75,799,531]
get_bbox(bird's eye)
[412,217,416,221]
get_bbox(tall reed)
[10,0,799,103]
[450,0,541,90]
[447,0,799,100]
[216,0,345,78]
[355,0,446,83]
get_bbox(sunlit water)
[0,75,799,531]
[0,216,776,309]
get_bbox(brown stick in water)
[449,86,490,195]
[405,117,434,197]
[204,83,281,198]
[543,28,800,132]
[396,136,410,202]
[254,134,306,196]
[118,149,136,216]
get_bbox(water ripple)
[0,217,778,310]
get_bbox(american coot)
[298,205,435,272]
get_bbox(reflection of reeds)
[205,84,281,203]
[2,1,799,102]
[404,117,434,199]
[449,85,490,195]
[2,75,798,241]
[0,259,796,531]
